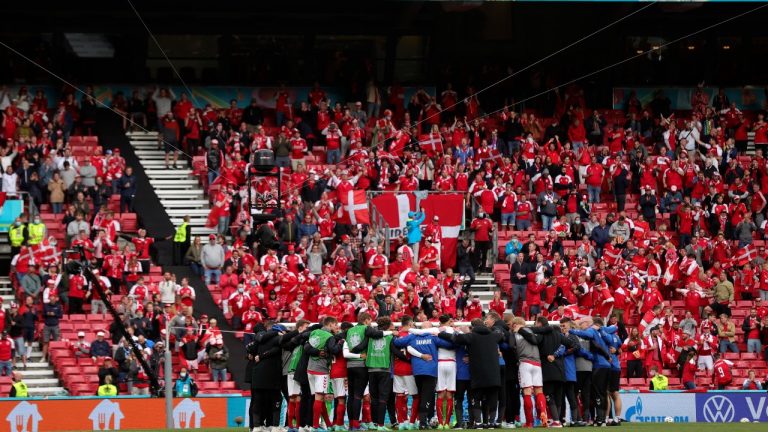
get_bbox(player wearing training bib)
[350,317,398,431]
[305,317,342,431]
[345,313,372,431]
[281,320,310,430]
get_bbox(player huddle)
[247,310,624,431]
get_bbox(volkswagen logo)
[702,395,735,423]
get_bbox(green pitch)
[121,425,765,432]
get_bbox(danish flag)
[418,134,443,156]
[337,190,370,225]
[731,244,756,267]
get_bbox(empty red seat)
[121,213,138,232]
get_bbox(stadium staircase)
[126,131,217,237]
[0,277,66,396]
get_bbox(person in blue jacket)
[504,234,523,261]
[569,317,612,426]
[405,210,425,263]
[394,321,452,429]
[558,318,595,426]
[601,324,624,425]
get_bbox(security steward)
[97,375,119,396]
[9,217,27,256]
[171,215,192,265]
[27,214,47,246]
[10,372,28,397]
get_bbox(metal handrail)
[15,191,38,217]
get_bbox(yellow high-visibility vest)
[97,384,118,396]
[174,222,189,243]
[28,223,45,245]
[9,226,25,247]
[12,382,28,397]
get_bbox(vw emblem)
[702,395,735,423]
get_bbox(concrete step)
[141,160,190,168]
[160,199,210,209]
[191,227,219,236]
[166,209,211,217]
[170,218,209,227]
[24,377,60,387]
[131,143,162,149]
[126,131,159,137]
[145,169,193,176]
[154,189,204,197]
[149,179,199,187]
[27,386,68,396]
[15,361,52,369]
[20,369,56,378]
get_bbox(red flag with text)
[421,194,464,269]
[370,193,416,236]
[371,193,464,269]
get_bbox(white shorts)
[437,361,457,392]
[309,373,330,395]
[287,373,301,396]
[393,375,418,395]
[519,361,543,388]
[698,355,714,372]
[332,378,348,398]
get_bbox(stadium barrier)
[1,390,767,430]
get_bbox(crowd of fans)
[3,80,768,417]
[1,85,231,395]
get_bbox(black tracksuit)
[440,325,504,425]
[530,325,579,423]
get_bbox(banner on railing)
[0,397,228,431]
[1,391,767,430]
[619,392,696,423]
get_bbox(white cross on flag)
[337,190,370,225]
[731,244,756,267]
[418,134,443,156]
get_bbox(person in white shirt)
[1,165,19,197]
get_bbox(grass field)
[122,425,766,432]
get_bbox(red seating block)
[121,213,138,232]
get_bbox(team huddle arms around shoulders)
[246,310,626,431]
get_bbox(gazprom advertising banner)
[619,392,696,423]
